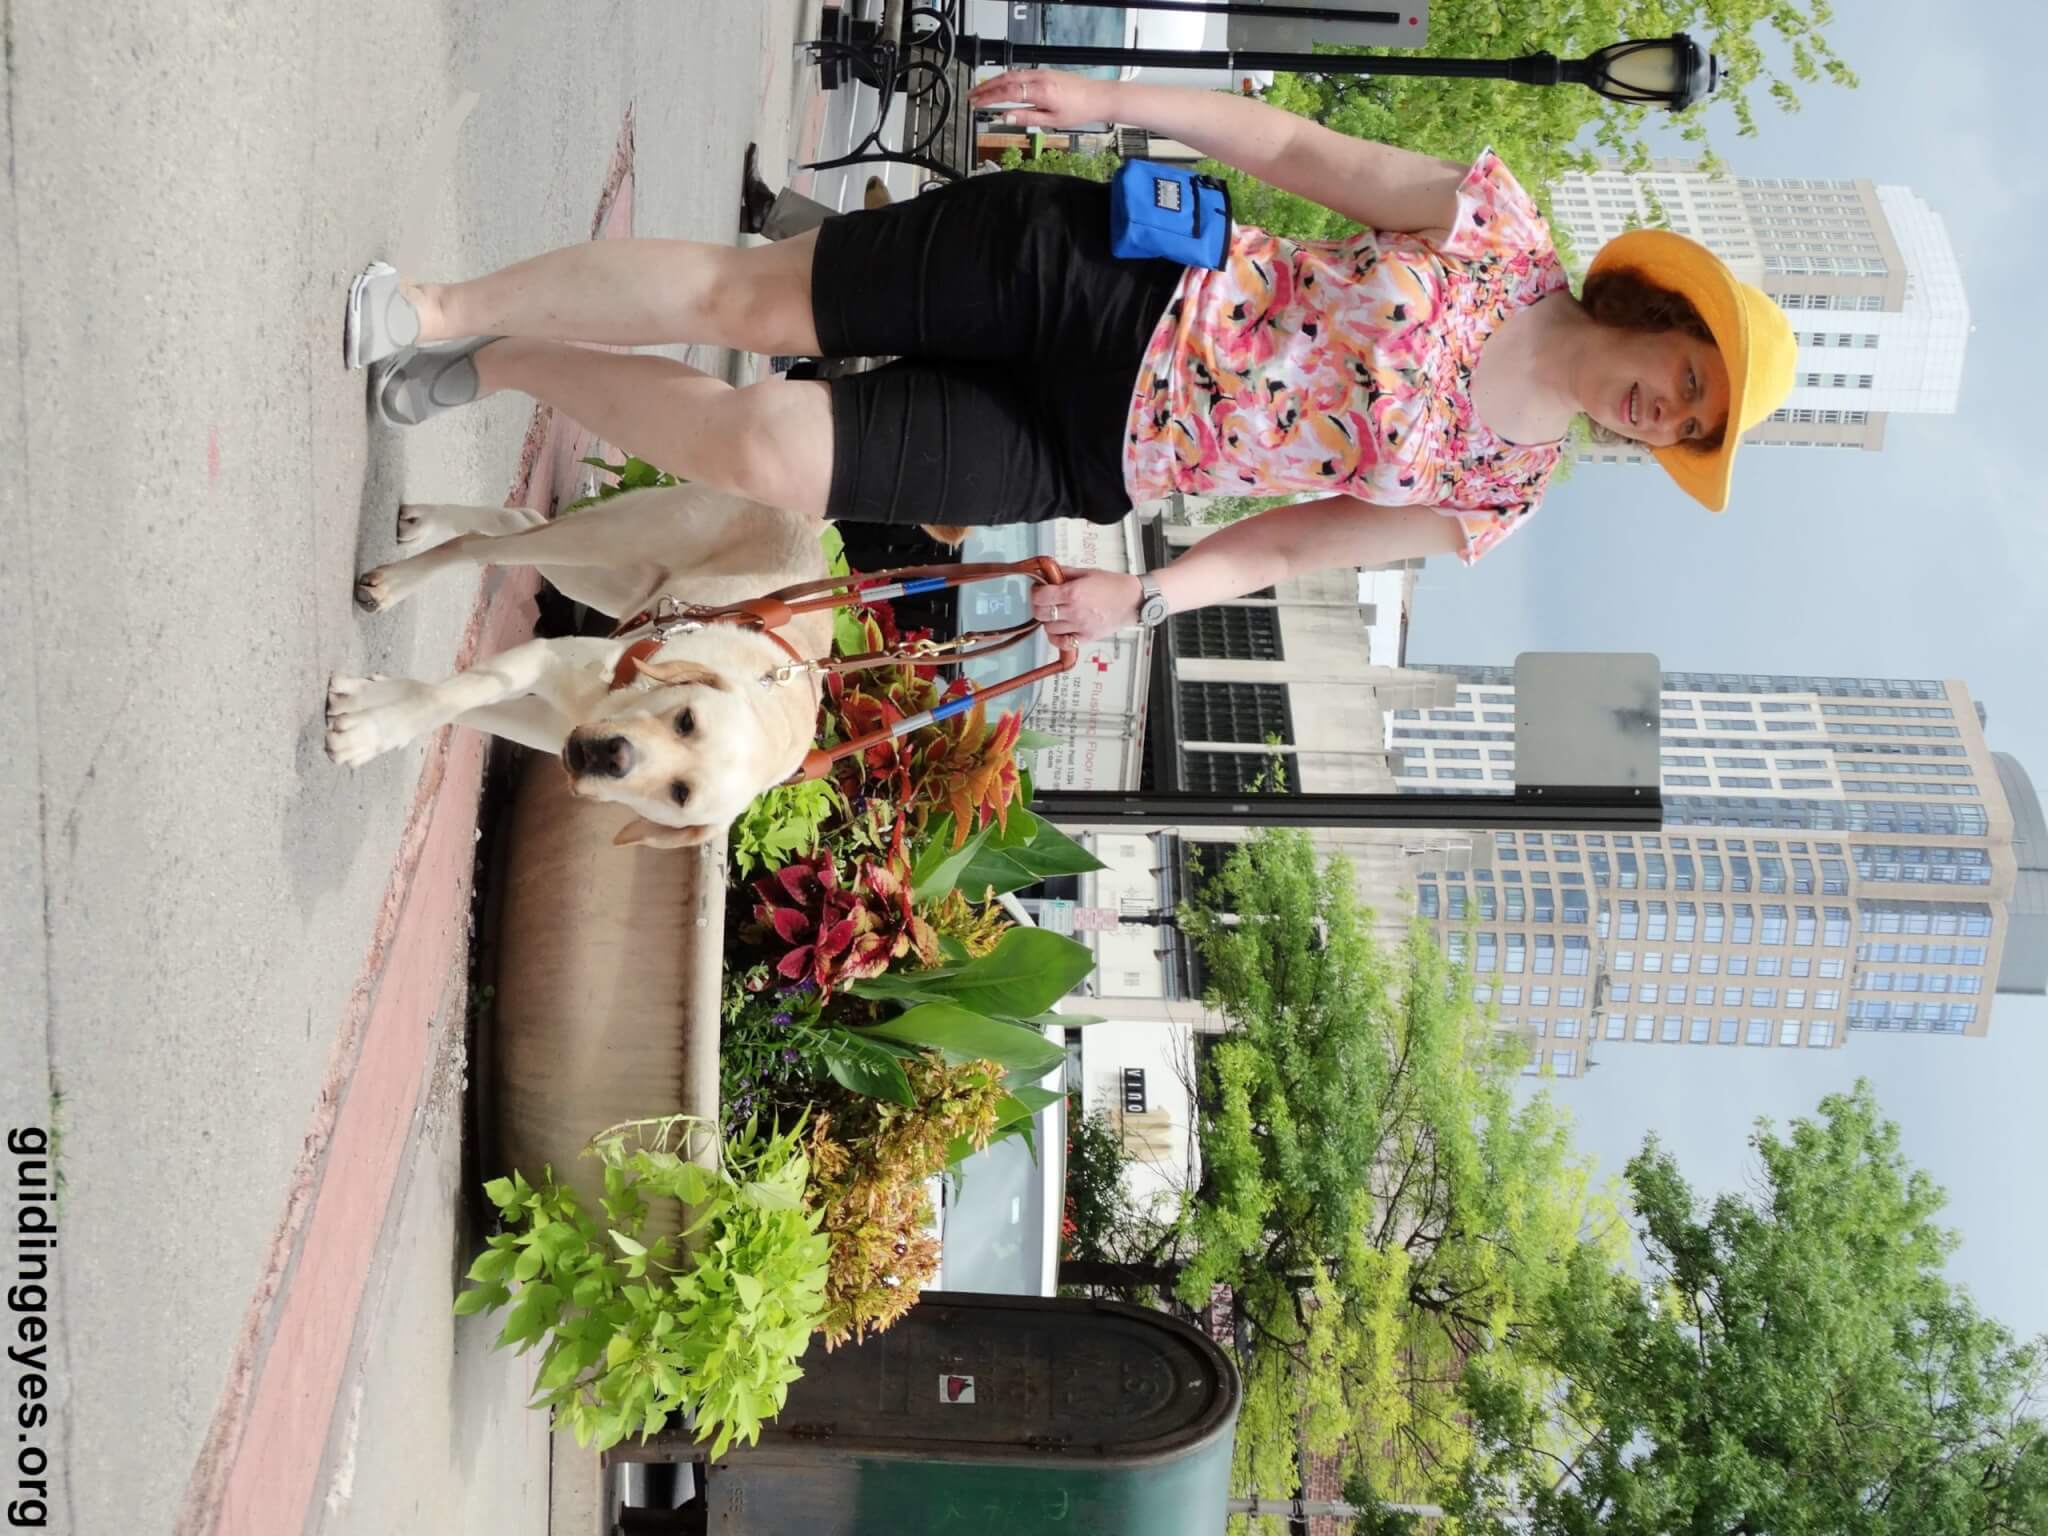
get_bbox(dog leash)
[607,558,1081,783]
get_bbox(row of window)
[1848,1000,1977,1031]
[1610,982,1844,1009]
[1855,971,1984,994]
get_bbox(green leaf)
[923,927,1096,1018]
[1007,1084,1064,1117]
[947,845,1037,900]
[1009,818,1107,878]
[1016,1010,1104,1029]
[483,1177,518,1210]
[820,1028,917,1105]
[733,1273,765,1311]
[610,1229,647,1258]
[512,1246,544,1283]
[858,1004,1065,1073]
[910,818,995,901]
[1013,728,1065,751]
[453,1286,496,1317]
[817,523,848,576]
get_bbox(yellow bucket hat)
[1586,228,1798,512]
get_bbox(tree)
[1172,829,1628,1517]
[1456,1082,2048,1536]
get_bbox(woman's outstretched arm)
[1030,496,1468,640]
[969,70,1467,234]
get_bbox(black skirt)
[810,171,1184,528]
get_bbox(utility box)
[617,1292,1240,1535]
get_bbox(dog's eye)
[675,709,695,737]
[670,782,690,808]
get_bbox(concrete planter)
[490,752,723,1220]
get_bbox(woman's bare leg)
[471,340,833,517]
[404,230,822,356]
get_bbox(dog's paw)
[324,673,431,766]
[394,503,449,548]
[354,561,426,614]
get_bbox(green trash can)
[615,1292,1241,1535]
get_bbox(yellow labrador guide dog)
[326,487,830,850]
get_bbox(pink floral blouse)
[1121,148,1570,565]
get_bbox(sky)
[1410,7,2048,1343]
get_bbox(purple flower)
[771,1011,793,1028]
[782,1047,800,1064]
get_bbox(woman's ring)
[1048,604,1062,621]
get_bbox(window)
[1172,605,1281,660]
[1611,982,1632,1005]
[1761,905,1789,945]
[1534,936,1557,974]
[1719,1018,1740,1044]
[1809,1022,1836,1046]
[1555,1017,1582,1038]
[1564,936,1591,975]
[1634,1015,1656,1041]
[1746,1018,1772,1045]
[1689,1017,1711,1043]
[1506,935,1527,973]
[1182,750,1300,794]
[1178,681,1292,744]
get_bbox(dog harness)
[608,558,1081,783]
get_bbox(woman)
[344,70,1794,641]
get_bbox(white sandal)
[372,336,501,427]
[345,261,421,369]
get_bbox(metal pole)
[960,33,1578,86]
[1023,0,1403,21]
[1030,788,1660,831]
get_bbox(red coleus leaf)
[815,917,858,961]
[768,906,813,945]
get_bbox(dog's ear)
[920,523,968,548]
[632,655,733,690]
[612,816,718,851]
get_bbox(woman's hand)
[1031,568,1140,642]
[967,70,1115,132]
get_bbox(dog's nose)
[565,734,633,779]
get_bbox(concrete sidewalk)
[0,3,823,1533]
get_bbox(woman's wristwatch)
[1136,572,1169,628]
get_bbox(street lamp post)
[803,3,1720,180]
[963,30,1718,113]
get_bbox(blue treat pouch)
[1109,160,1232,270]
